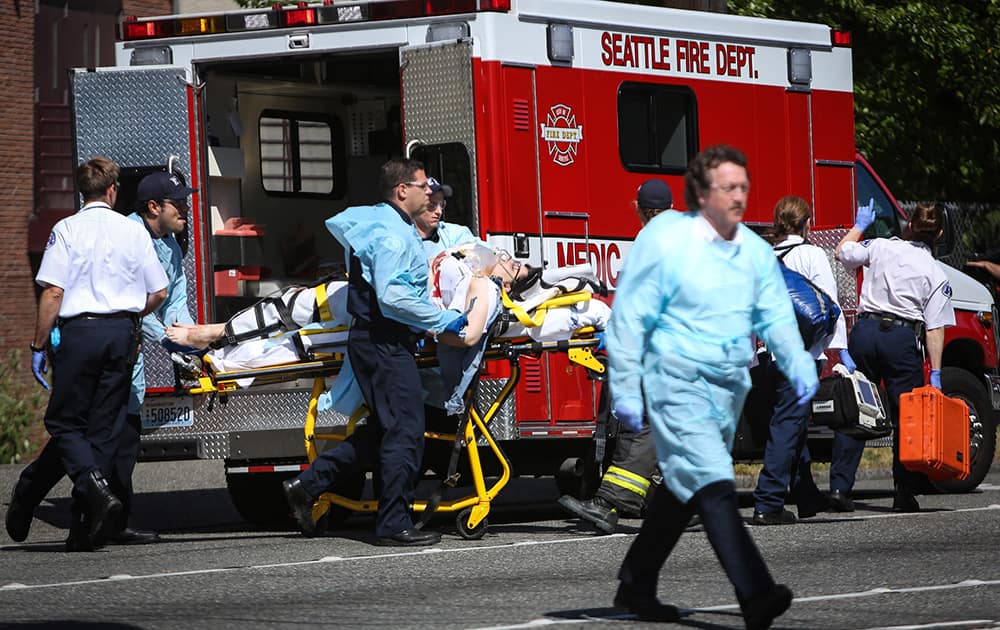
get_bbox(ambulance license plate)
[142,396,195,430]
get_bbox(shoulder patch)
[382,235,404,254]
[861,239,873,247]
[45,231,56,250]
[942,282,953,298]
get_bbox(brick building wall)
[0,0,171,382]
[0,1,38,372]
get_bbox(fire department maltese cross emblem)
[540,104,584,167]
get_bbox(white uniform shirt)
[838,237,955,330]
[36,202,168,318]
[775,235,848,358]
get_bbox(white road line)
[466,580,1000,630]
[0,534,629,592]
[2,505,998,593]
[861,621,999,629]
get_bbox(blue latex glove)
[930,369,942,389]
[415,337,426,351]
[838,349,856,374]
[443,314,468,335]
[795,377,818,407]
[50,327,61,352]
[613,399,643,433]
[854,197,876,232]
[31,349,51,390]
[594,331,606,352]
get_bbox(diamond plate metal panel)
[71,67,199,390]
[142,387,351,460]
[475,377,517,442]
[811,228,857,320]
[72,67,193,174]
[401,41,478,228]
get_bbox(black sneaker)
[557,495,618,534]
[751,509,797,526]
[827,490,855,512]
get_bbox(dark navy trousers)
[843,317,928,492]
[753,360,823,513]
[619,480,774,604]
[15,412,141,529]
[297,326,425,538]
[38,317,134,509]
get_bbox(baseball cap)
[637,179,672,209]
[136,171,198,203]
[427,177,453,198]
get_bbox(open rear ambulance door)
[70,66,207,450]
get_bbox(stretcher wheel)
[456,508,488,540]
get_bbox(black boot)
[5,484,37,543]
[557,495,619,534]
[741,584,793,630]
[892,484,920,512]
[283,478,319,537]
[79,471,123,550]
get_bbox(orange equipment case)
[899,386,970,481]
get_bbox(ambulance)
[60,0,996,522]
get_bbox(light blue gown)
[421,221,481,259]
[608,211,817,503]
[127,213,194,415]
[320,203,464,415]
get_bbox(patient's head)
[492,249,531,291]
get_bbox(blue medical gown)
[320,204,464,415]
[127,212,194,415]
[607,211,816,503]
[326,203,463,335]
[422,221,482,260]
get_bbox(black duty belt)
[859,311,923,334]
[64,311,139,323]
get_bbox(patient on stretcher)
[165,243,610,386]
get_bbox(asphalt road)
[1,461,999,629]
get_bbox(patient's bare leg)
[166,323,226,350]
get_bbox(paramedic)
[282,158,466,547]
[835,201,954,512]
[5,171,196,548]
[751,196,853,525]
[9,157,167,552]
[413,177,484,258]
[609,145,814,628]
[557,178,675,533]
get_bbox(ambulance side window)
[855,160,902,239]
[617,83,697,174]
[259,110,346,198]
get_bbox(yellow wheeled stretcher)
[187,306,605,539]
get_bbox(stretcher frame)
[188,324,605,539]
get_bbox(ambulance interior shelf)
[213,217,268,318]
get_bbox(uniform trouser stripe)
[604,466,650,497]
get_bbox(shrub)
[0,350,47,464]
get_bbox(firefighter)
[282,158,466,547]
[5,171,197,548]
[557,178,675,533]
[413,177,484,258]
[608,146,813,628]
[751,196,854,525]
[8,157,167,552]
[834,201,955,512]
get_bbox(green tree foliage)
[0,350,45,465]
[729,0,1000,203]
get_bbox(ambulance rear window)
[259,110,345,198]
[617,83,697,175]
